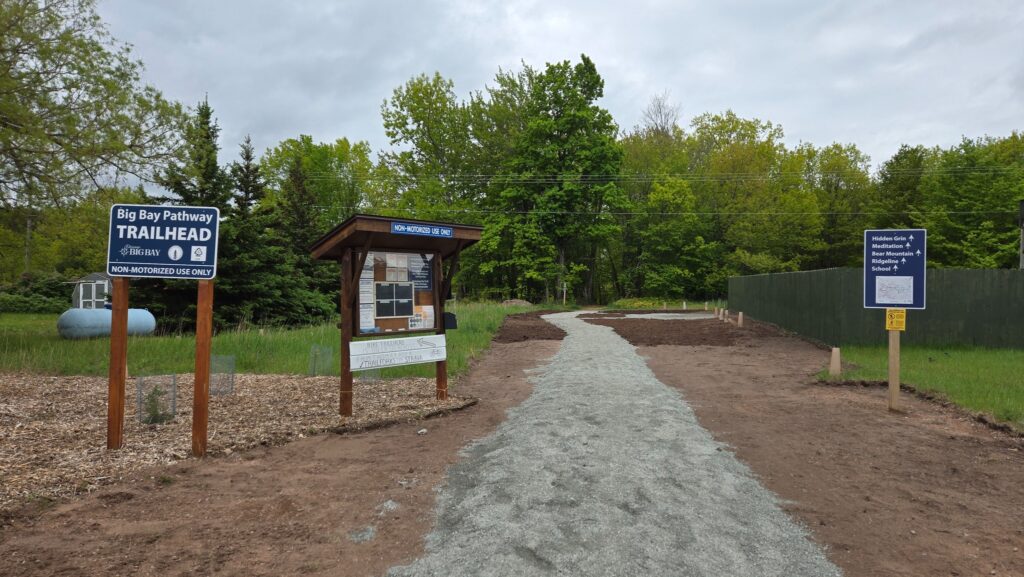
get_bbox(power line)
[299,164,1022,184]
[308,205,1018,217]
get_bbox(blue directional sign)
[391,221,454,238]
[864,229,926,309]
[107,204,219,280]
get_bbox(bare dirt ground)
[578,308,707,318]
[492,310,567,343]
[590,316,1024,577]
[0,338,563,577]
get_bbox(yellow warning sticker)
[885,308,906,331]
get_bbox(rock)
[377,499,400,515]
[417,428,427,435]
[348,526,376,543]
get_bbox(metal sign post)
[864,229,926,411]
[106,204,219,455]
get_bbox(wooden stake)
[888,329,900,411]
[192,280,214,457]
[683,301,687,310]
[339,248,354,417]
[704,301,708,311]
[737,311,744,327]
[434,252,448,400]
[106,277,129,450]
[829,347,841,377]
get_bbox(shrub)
[0,293,66,313]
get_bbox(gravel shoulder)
[388,311,840,577]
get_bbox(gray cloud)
[99,0,1024,170]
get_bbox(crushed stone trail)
[388,311,841,577]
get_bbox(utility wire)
[300,165,1021,180]
[307,205,1018,217]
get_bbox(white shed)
[71,272,112,309]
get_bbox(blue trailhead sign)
[863,228,926,309]
[107,204,220,280]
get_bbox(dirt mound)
[584,318,741,346]
[578,309,709,319]
[492,310,567,343]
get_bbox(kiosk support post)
[339,248,354,416]
[192,280,214,457]
[106,277,129,450]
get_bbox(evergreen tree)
[158,99,232,211]
[269,153,336,302]
[230,135,265,217]
[136,100,234,331]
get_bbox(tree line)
[2,0,1022,328]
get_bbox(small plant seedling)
[142,384,172,425]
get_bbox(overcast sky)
[98,0,1023,171]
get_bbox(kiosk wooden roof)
[310,214,482,261]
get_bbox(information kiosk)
[310,215,482,416]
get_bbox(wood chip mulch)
[0,373,473,515]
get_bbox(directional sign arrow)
[894,265,899,271]
[905,242,911,248]
[902,258,907,263]
[909,234,915,240]
[916,250,921,255]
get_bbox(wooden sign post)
[433,252,448,401]
[339,247,354,416]
[105,204,219,455]
[106,277,129,449]
[192,280,214,456]
[864,228,926,414]
[885,308,906,411]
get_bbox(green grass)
[605,297,725,310]
[824,345,1024,427]
[0,302,534,379]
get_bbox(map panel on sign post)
[864,229,926,309]
[107,204,220,280]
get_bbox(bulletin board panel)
[355,250,438,335]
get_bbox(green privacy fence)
[728,268,1024,347]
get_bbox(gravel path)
[388,311,841,577]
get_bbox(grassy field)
[0,302,534,379]
[825,346,1024,427]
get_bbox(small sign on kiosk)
[310,215,482,416]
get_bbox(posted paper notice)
[875,276,913,305]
